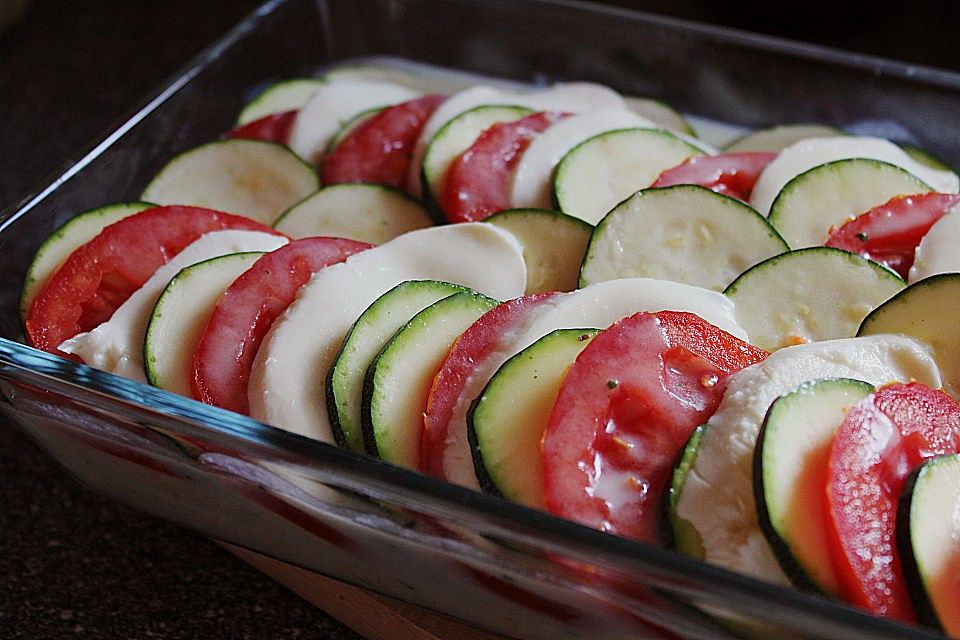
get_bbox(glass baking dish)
[1,0,956,637]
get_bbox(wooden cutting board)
[225,544,510,640]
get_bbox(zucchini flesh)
[724,247,905,351]
[667,424,707,560]
[237,78,325,125]
[724,124,842,153]
[581,185,787,292]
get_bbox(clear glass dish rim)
[0,0,954,637]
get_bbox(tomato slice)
[224,110,297,144]
[191,236,371,414]
[422,292,559,479]
[827,382,960,622]
[651,151,777,202]
[25,206,281,358]
[825,193,960,279]
[542,311,767,544]
[440,111,567,223]
[322,95,446,192]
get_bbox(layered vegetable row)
[20,61,960,635]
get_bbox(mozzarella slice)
[287,80,420,165]
[59,230,288,382]
[751,136,960,216]
[508,108,658,210]
[674,335,943,584]
[909,205,960,283]
[249,223,526,443]
[437,277,746,489]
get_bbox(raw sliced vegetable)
[327,279,467,453]
[249,223,526,443]
[364,290,498,467]
[273,183,432,244]
[825,193,960,279]
[581,185,787,292]
[145,252,264,396]
[20,201,152,323]
[25,206,281,358]
[754,377,874,595]
[322,94,445,191]
[192,236,371,415]
[236,78,325,125]
[673,335,943,584]
[724,124,843,153]
[651,152,777,202]
[441,111,566,222]
[724,247,906,351]
[542,311,766,544]
[858,273,960,399]
[325,107,383,153]
[767,158,932,249]
[828,382,960,621]
[484,208,592,294]
[141,139,320,225]
[751,136,958,216]
[553,128,701,224]
[897,453,960,636]
[623,96,695,135]
[468,328,598,507]
[667,424,706,558]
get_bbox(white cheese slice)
[248,223,527,443]
[508,108,658,210]
[287,80,420,165]
[675,334,943,584]
[405,83,629,197]
[751,136,960,216]
[59,230,288,382]
[437,277,746,489]
[909,205,960,283]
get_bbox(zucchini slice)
[623,96,695,136]
[327,279,468,453]
[767,158,932,249]
[755,377,874,595]
[237,78,325,125]
[580,185,787,292]
[858,273,960,399]
[897,453,960,636]
[326,106,383,153]
[485,209,592,294]
[421,104,533,218]
[142,139,319,225]
[145,252,265,396]
[363,291,499,469]
[20,201,153,322]
[725,247,906,351]
[468,328,598,507]
[724,124,842,153]
[553,128,702,224]
[272,183,432,244]
[667,424,707,560]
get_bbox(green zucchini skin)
[667,424,707,560]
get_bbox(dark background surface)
[2,1,960,638]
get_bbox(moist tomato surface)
[225,110,297,144]
[542,311,766,544]
[652,151,777,202]
[25,206,280,358]
[191,237,371,414]
[440,111,567,223]
[827,382,960,622]
[825,193,960,279]
[322,95,445,192]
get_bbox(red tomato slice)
[827,382,960,622]
[825,193,960,279]
[422,292,559,478]
[651,151,777,202]
[191,237,371,414]
[542,311,767,544]
[322,95,446,192]
[224,110,297,144]
[25,206,281,358]
[440,111,568,223]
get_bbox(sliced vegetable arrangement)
[21,60,960,634]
